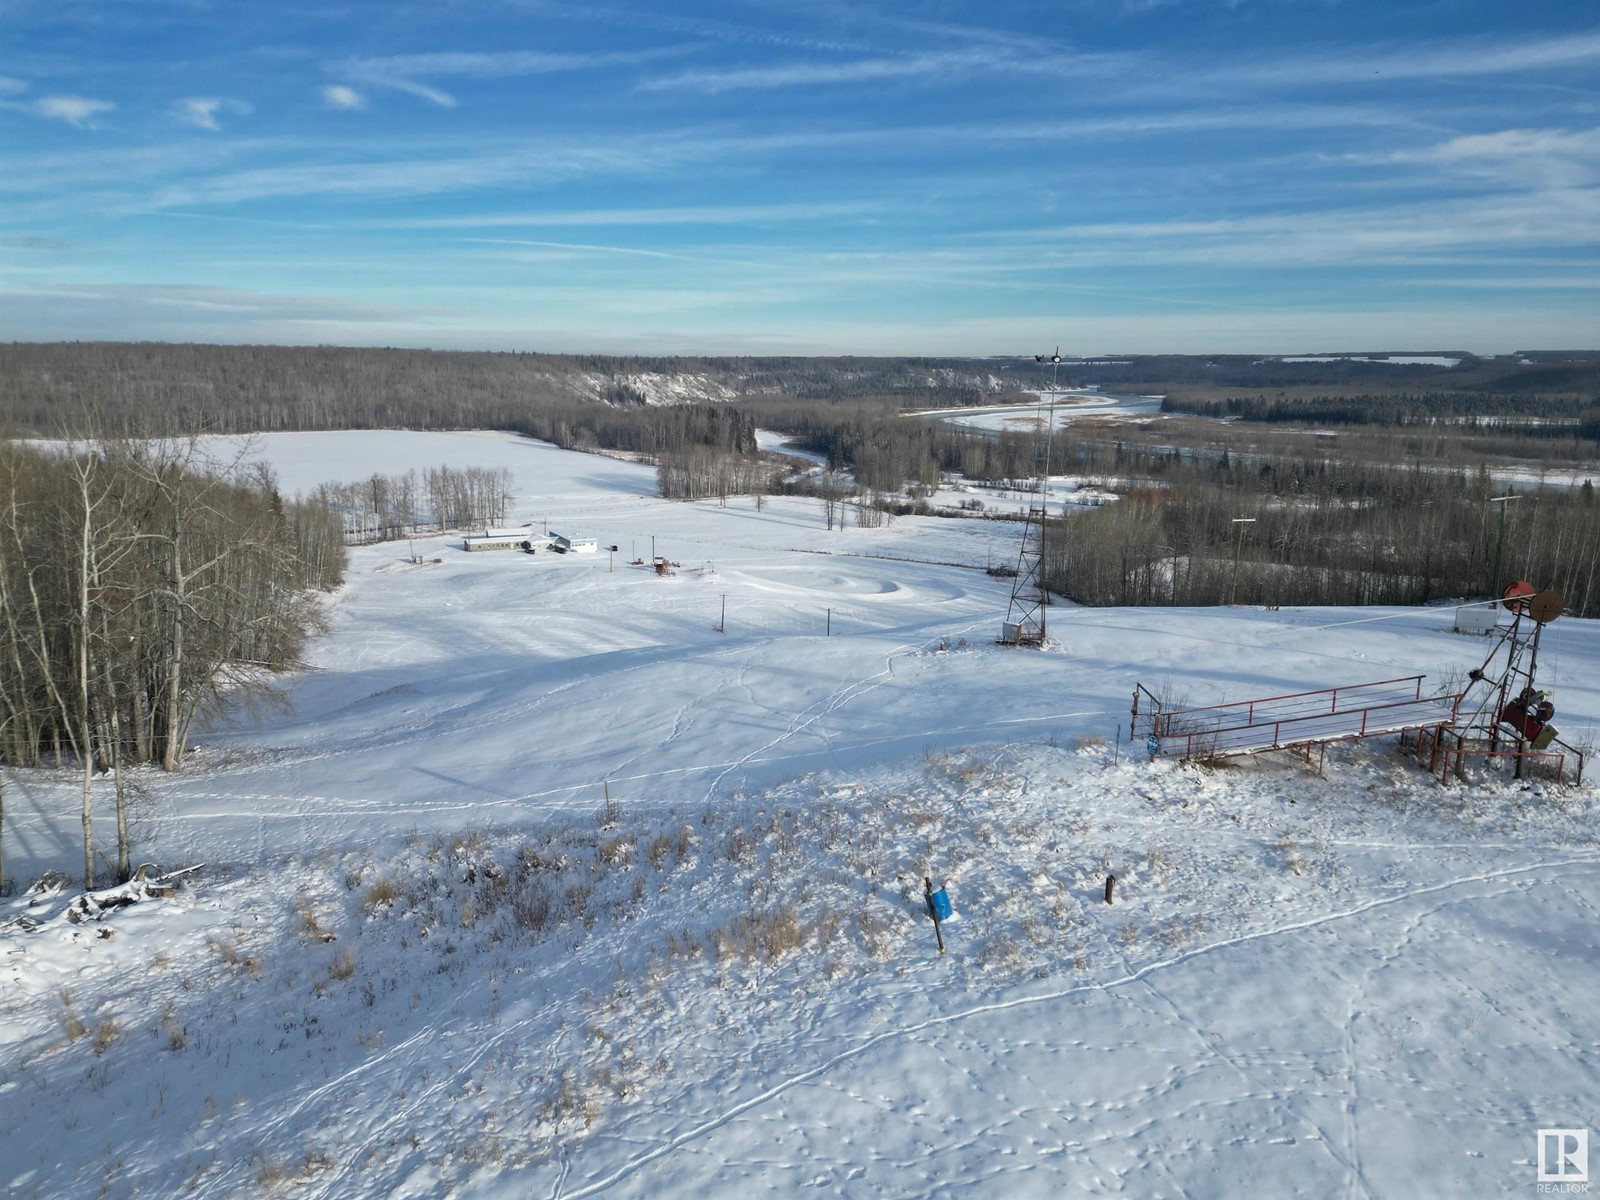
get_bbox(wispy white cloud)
[0,76,27,95]
[122,100,1432,212]
[637,47,1122,93]
[0,140,275,198]
[321,84,365,110]
[970,187,1600,267]
[0,235,73,251]
[1404,275,1600,291]
[34,94,114,128]
[640,52,966,93]
[637,28,1600,98]
[0,281,427,324]
[144,135,711,207]
[348,74,455,108]
[173,96,253,131]
[1416,127,1600,163]
[482,4,870,56]
[376,201,874,228]
[1224,29,1600,87]
[460,236,787,272]
[464,236,729,264]
[1346,127,1600,191]
[335,48,685,108]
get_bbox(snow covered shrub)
[977,933,1022,970]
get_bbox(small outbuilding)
[549,532,598,554]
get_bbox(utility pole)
[1229,517,1256,606]
[1488,494,1520,602]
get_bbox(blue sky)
[2,1,1598,355]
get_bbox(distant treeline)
[1165,391,1600,436]
[1037,440,1600,617]
[0,343,1023,440]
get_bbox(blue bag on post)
[928,886,953,922]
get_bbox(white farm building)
[551,533,598,554]
[461,528,601,555]
[463,527,540,552]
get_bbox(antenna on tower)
[999,349,1064,646]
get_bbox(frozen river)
[919,388,1167,434]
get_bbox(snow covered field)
[3,431,1597,1199]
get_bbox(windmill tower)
[1445,583,1566,777]
[999,349,1063,646]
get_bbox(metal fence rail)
[1135,675,1460,761]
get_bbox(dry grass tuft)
[162,1006,187,1052]
[646,833,674,870]
[297,900,336,942]
[713,904,806,962]
[725,828,754,865]
[255,1153,288,1197]
[60,991,87,1043]
[855,910,896,961]
[91,1017,120,1057]
[511,886,552,935]
[209,937,263,979]
[328,946,357,981]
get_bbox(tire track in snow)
[552,856,1600,1199]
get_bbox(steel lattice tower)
[1000,349,1062,646]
